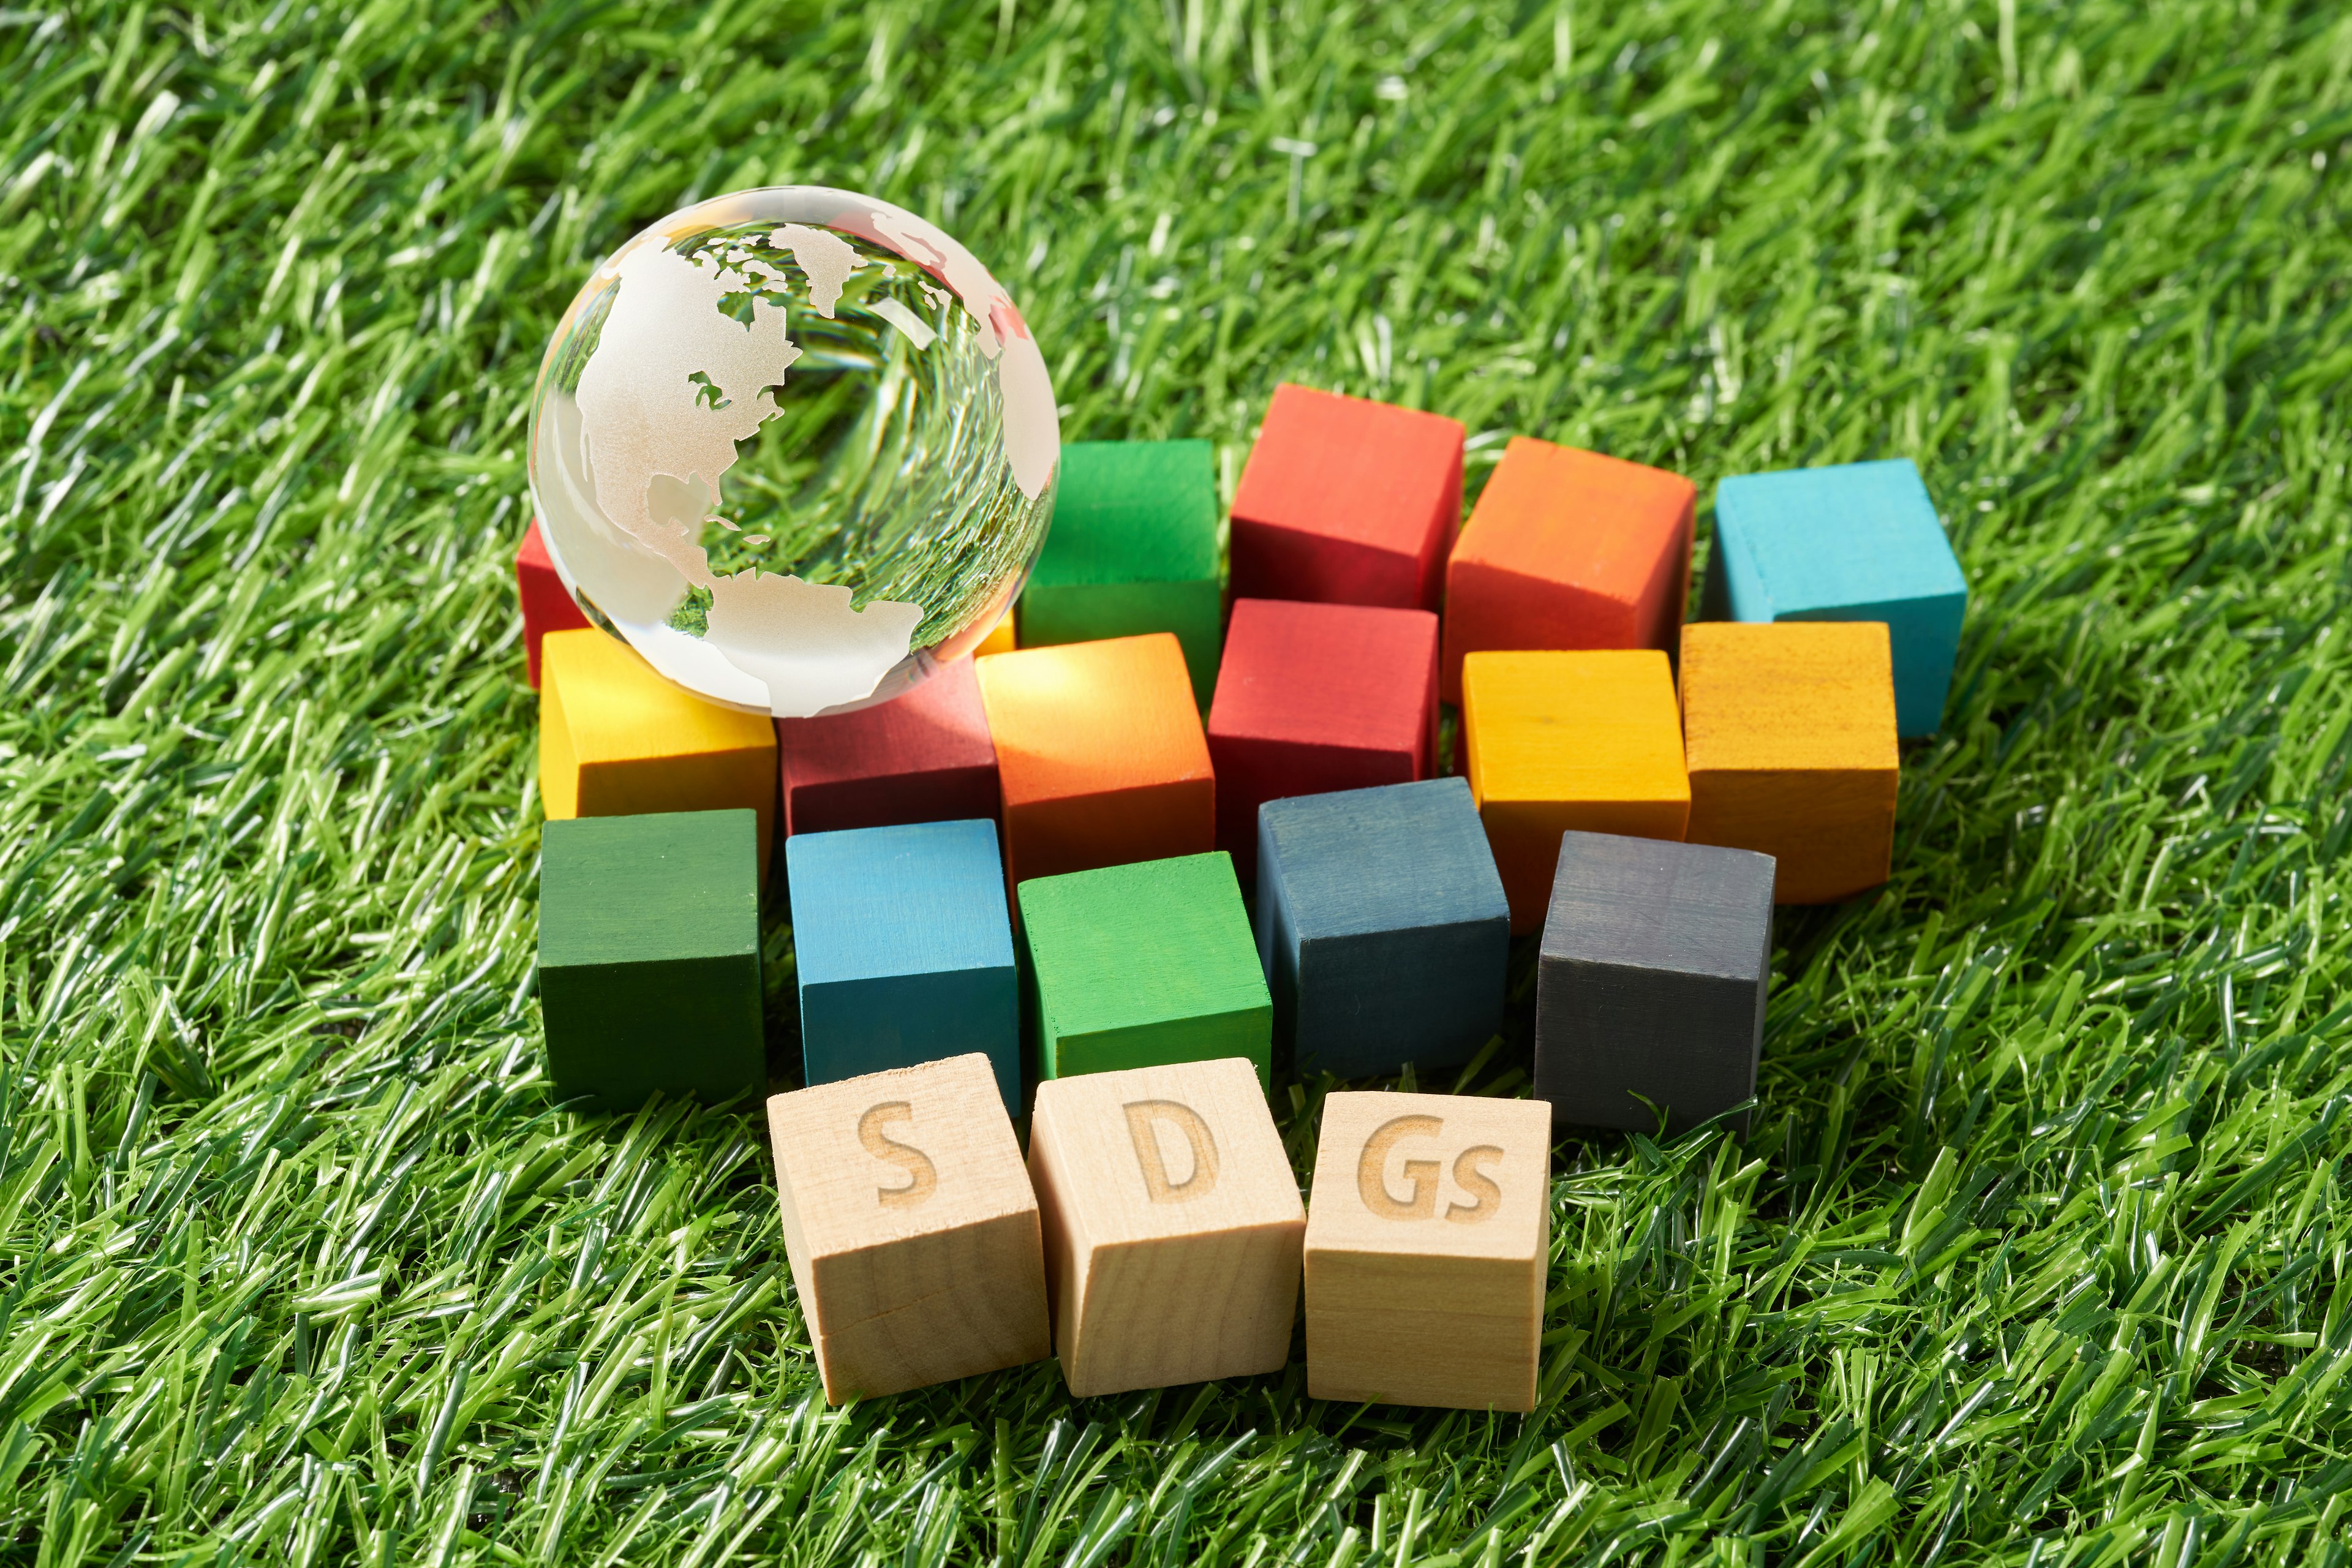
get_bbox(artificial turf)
[3,0,2348,1562]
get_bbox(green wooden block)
[538,809,764,1110]
[1019,440,1222,703]
[1017,851,1272,1085]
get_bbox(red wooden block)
[1206,599,1439,882]
[1229,384,1466,612]
[516,518,592,688]
[775,658,1000,838]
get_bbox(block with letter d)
[764,1054,1050,1403]
[1028,1058,1305,1396]
[1304,1091,1551,1412]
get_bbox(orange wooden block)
[974,613,1017,659]
[974,633,1215,887]
[539,627,779,875]
[1441,437,1697,703]
[1461,650,1689,932]
[1679,622,1898,905]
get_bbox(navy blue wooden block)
[1255,778,1510,1079]
[786,818,1020,1110]
[1535,831,1775,1134]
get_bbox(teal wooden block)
[1701,458,1967,737]
[1017,852,1272,1085]
[1019,440,1221,703]
[538,809,764,1110]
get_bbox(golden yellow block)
[1461,649,1689,932]
[539,628,779,875]
[1679,622,1898,905]
[973,612,1018,658]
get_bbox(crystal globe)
[527,187,1058,717]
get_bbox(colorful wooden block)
[775,658,998,839]
[1304,1091,1551,1412]
[765,1053,1051,1403]
[786,819,1019,1110]
[1440,437,1697,703]
[538,809,764,1110]
[1229,383,1466,611]
[975,633,1215,887]
[974,614,1017,658]
[1019,440,1223,704]
[1460,649,1690,933]
[1028,1057,1304,1395]
[1536,831,1774,1134]
[540,626,780,875]
[516,516,592,688]
[1207,598,1439,881]
[1679,622,1898,905]
[1018,852,1272,1084]
[1256,780,1509,1080]
[1701,457,1967,736]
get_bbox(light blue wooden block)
[786,818,1020,1110]
[1703,458,1967,737]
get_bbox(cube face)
[1256,780,1509,1079]
[786,820,1020,1109]
[1461,650,1691,932]
[1208,600,1439,880]
[766,1054,1050,1403]
[1535,832,1773,1134]
[775,659,998,839]
[1230,383,1466,611]
[538,810,764,1110]
[1305,1091,1551,1412]
[540,627,780,874]
[1441,438,1698,703]
[516,518,593,688]
[976,634,1215,886]
[1018,853,1272,1085]
[1704,458,1967,736]
[1028,1058,1305,1395]
[1679,622,1898,905]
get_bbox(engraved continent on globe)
[528,187,1059,717]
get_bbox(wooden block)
[540,627,780,875]
[1229,383,1466,611]
[775,658,998,839]
[1679,622,1898,905]
[1020,441,1223,704]
[516,516,592,688]
[538,809,764,1110]
[1304,1091,1551,1412]
[1207,598,1439,883]
[1440,437,1697,703]
[975,633,1214,887]
[1018,852,1272,1084]
[1028,1057,1304,1395]
[1460,649,1689,933]
[1256,780,1509,1080]
[1536,831,1773,1134]
[1700,458,1967,737]
[765,1053,1051,1403]
[974,614,1017,658]
[786,819,1019,1110]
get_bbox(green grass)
[3,1,2350,1562]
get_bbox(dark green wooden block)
[1020,440,1222,703]
[539,809,764,1110]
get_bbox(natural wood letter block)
[516,517,592,688]
[1679,621,1898,905]
[1461,649,1690,933]
[539,627,780,875]
[775,658,999,839]
[1028,1057,1305,1396]
[1536,831,1773,1134]
[1441,437,1697,703]
[1305,1091,1551,1412]
[766,1053,1051,1403]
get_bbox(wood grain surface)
[775,657,999,839]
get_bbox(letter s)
[1446,1145,1504,1224]
[858,1101,938,1209]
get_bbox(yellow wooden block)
[974,612,1018,658]
[539,627,779,874]
[1461,649,1689,932]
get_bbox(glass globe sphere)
[527,186,1058,717]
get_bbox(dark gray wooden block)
[1535,831,1774,1134]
